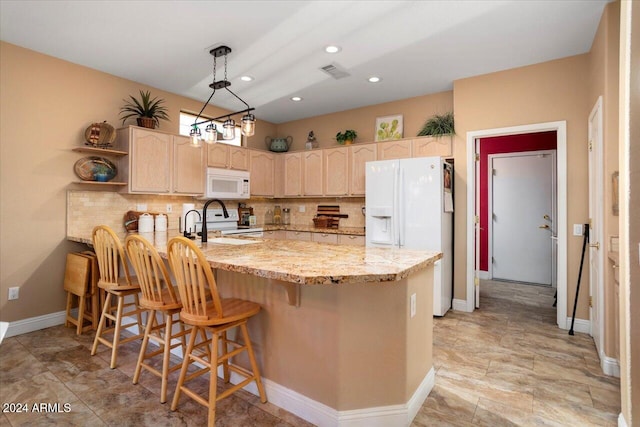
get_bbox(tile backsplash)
[67,190,365,237]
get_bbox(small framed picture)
[375,114,403,142]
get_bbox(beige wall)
[589,1,621,361]
[453,55,591,319]
[0,41,276,322]
[276,91,453,151]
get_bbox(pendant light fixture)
[190,45,256,145]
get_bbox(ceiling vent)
[320,63,350,79]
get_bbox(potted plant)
[417,112,455,137]
[119,90,169,129]
[336,129,357,145]
[93,160,113,182]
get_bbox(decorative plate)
[74,156,117,182]
[84,121,116,148]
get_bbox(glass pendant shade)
[223,118,236,140]
[241,113,256,137]
[189,126,202,147]
[205,123,218,143]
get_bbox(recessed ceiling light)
[290,96,303,102]
[368,76,382,83]
[325,45,341,54]
[240,75,254,82]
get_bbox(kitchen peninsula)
[67,231,441,426]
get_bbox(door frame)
[588,96,605,355]
[466,121,568,330]
[487,150,557,283]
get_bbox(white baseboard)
[600,353,621,378]
[564,317,590,334]
[220,366,435,427]
[2,310,67,341]
[618,412,628,427]
[0,322,9,344]
[452,298,472,312]
[478,271,490,280]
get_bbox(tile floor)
[0,280,620,426]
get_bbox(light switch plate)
[573,224,583,236]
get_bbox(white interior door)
[491,151,555,284]
[588,96,604,355]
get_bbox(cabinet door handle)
[321,233,328,237]
[348,236,357,239]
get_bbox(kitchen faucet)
[201,199,229,243]
[183,209,201,239]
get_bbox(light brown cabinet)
[173,135,205,194]
[285,230,312,241]
[207,144,249,170]
[412,136,452,158]
[312,232,339,244]
[377,139,412,160]
[303,151,323,196]
[283,152,303,197]
[323,147,349,196]
[349,144,377,195]
[249,150,275,197]
[263,230,286,240]
[338,234,365,246]
[117,126,204,195]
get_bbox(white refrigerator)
[365,157,453,316]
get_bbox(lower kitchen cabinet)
[263,230,286,240]
[338,234,365,246]
[285,230,312,241]
[312,232,339,244]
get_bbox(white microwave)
[205,168,250,199]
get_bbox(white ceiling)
[0,1,610,124]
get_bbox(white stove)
[194,208,263,237]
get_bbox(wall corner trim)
[618,412,628,427]
[601,354,621,378]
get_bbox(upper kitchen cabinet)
[303,151,323,196]
[377,139,412,160]
[173,135,205,194]
[412,136,452,158]
[349,143,376,196]
[207,143,248,170]
[323,147,349,196]
[283,152,303,197]
[116,126,204,195]
[249,149,275,197]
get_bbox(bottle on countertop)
[282,208,291,225]
[273,205,282,225]
[264,209,274,225]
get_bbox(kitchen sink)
[206,237,260,245]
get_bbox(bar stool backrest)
[92,225,134,289]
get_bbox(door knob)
[589,242,600,250]
[538,224,550,229]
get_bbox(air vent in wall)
[320,63,350,79]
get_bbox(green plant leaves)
[119,90,169,126]
[418,112,455,137]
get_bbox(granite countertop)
[68,231,440,285]
[262,224,365,236]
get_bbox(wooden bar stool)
[124,234,189,403]
[167,237,267,427]
[90,225,145,369]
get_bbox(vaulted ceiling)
[0,1,610,123]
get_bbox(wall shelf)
[72,146,128,156]
[72,181,127,186]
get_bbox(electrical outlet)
[410,293,416,318]
[166,204,173,213]
[573,224,583,236]
[298,205,306,213]
[8,286,19,301]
